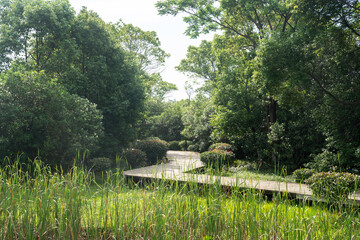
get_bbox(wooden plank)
[124,151,360,203]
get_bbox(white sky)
[68,0,213,100]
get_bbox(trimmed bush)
[87,157,112,173]
[168,141,181,151]
[208,143,235,152]
[293,168,315,182]
[200,150,236,168]
[145,137,169,147]
[122,149,147,168]
[306,172,360,204]
[136,139,168,165]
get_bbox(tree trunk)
[266,98,278,166]
[266,98,277,125]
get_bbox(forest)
[0,0,360,239]
[2,0,359,175]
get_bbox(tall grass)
[0,157,359,239]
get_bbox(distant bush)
[232,160,258,171]
[187,145,198,152]
[145,137,170,147]
[179,140,193,151]
[305,150,339,172]
[136,139,168,165]
[208,143,234,152]
[306,172,360,204]
[88,157,112,173]
[200,150,236,168]
[168,141,181,150]
[122,149,147,168]
[293,168,315,182]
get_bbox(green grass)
[193,166,295,182]
[230,169,295,182]
[0,159,359,239]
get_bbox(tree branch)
[308,72,360,107]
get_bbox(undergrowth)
[0,158,359,239]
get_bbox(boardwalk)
[124,151,360,203]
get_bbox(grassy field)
[0,160,359,239]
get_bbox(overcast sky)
[68,0,213,100]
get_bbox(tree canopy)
[156,0,360,172]
[0,0,170,165]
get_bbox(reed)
[0,157,359,239]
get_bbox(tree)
[70,9,145,156]
[182,94,214,152]
[256,1,360,171]
[156,0,300,162]
[0,1,147,158]
[148,101,185,141]
[112,20,176,99]
[157,0,355,170]
[114,20,170,73]
[0,67,103,167]
[0,0,77,72]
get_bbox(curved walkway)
[124,151,360,203]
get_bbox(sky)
[68,0,213,100]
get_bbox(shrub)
[293,168,315,182]
[305,150,339,172]
[187,145,198,152]
[122,149,147,168]
[306,172,360,204]
[168,141,181,151]
[136,139,168,165]
[179,140,193,151]
[145,137,170,148]
[232,160,258,171]
[87,157,112,173]
[200,150,236,168]
[208,143,235,152]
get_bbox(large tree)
[157,0,360,170]
[157,0,300,163]
[0,67,103,167]
[0,0,147,158]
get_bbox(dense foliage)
[156,0,360,173]
[0,69,103,167]
[135,139,168,165]
[1,0,360,174]
[200,149,236,168]
[122,148,147,168]
[87,157,113,173]
[307,172,360,204]
[1,160,360,239]
[208,143,234,152]
[0,0,173,166]
[293,168,315,183]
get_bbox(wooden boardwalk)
[124,151,360,203]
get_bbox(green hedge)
[208,143,235,152]
[136,139,168,165]
[122,149,147,168]
[200,150,236,168]
[306,172,360,204]
[293,168,315,183]
[168,141,181,150]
